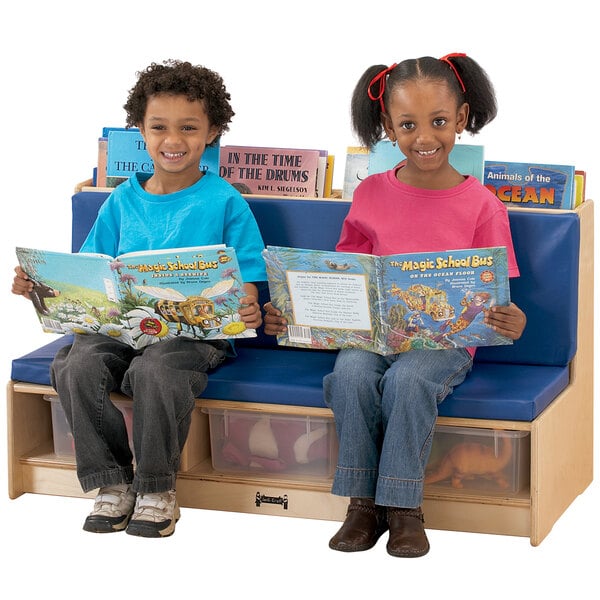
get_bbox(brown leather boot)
[329,498,388,552]
[386,506,430,557]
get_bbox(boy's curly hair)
[124,59,234,144]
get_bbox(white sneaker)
[83,483,136,533]
[126,490,180,538]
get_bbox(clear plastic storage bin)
[425,425,530,495]
[44,394,133,457]
[204,408,338,479]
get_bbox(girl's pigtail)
[351,64,393,148]
[446,54,498,134]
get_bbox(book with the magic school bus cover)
[16,244,255,349]
[263,245,512,355]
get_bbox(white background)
[1,1,597,597]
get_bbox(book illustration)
[263,245,512,355]
[484,161,575,209]
[105,128,220,183]
[218,145,322,197]
[16,245,255,349]
[368,140,485,182]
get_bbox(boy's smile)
[139,93,219,193]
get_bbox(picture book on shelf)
[368,140,485,182]
[483,160,576,209]
[263,245,512,355]
[218,145,322,197]
[342,146,369,199]
[16,245,255,349]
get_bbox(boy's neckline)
[140,170,206,195]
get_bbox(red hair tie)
[367,63,398,112]
[439,53,467,93]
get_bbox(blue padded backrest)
[476,210,579,367]
[72,191,110,253]
[72,192,579,368]
[247,197,348,251]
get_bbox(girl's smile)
[383,79,468,189]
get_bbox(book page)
[263,246,378,352]
[15,247,117,335]
[286,270,372,330]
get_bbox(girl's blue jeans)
[323,347,473,508]
[50,334,228,494]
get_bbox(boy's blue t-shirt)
[80,172,267,283]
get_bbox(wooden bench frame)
[6,201,594,546]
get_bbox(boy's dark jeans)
[51,334,228,494]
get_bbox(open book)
[16,245,255,349]
[263,245,512,355]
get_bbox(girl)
[264,53,526,557]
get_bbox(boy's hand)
[12,266,33,299]
[238,294,262,330]
[484,302,526,340]
[263,301,288,336]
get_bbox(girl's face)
[382,79,469,189]
[139,93,219,189]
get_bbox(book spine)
[373,256,388,355]
[96,138,108,188]
[324,155,335,198]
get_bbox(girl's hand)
[263,301,288,336]
[484,302,526,340]
[12,266,33,299]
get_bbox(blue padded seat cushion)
[11,336,73,386]
[11,336,569,421]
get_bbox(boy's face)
[139,94,219,181]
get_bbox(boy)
[12,60,266,538]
